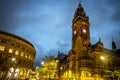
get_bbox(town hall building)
[57,2,120,80]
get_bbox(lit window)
[86,72,89,77]
[21,52,24,57]
[15,50,19,55]
[29,55,31,59]
[9,48,13,53]
[30,57,32,60]
[56,60,58,62]
[25,54,27,58]
[0,46,5,51]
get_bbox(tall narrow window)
[21,52,24,57]
[25,54,27,58]
[9,48,13,53]
[15,50,19,55]
[0,46,5,51]
[29,55,31,59]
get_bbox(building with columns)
[0,30,36,79]
[57,2,120,80]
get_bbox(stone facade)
[0,30,36,79]
[57,3,120,80]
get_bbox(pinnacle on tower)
[73,0,88,23]
[99,37,101,43]
[78,0,81,7]
[72,0,90,49]
[112,38,117,50]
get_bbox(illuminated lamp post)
[100,56,105,68]
[100,56,105,78]
[41,61,44,65]
[11,58,16,61]
[41,61,44,79]
[10,58,16,79]
[4,57,16,80]
[100,56,105,61]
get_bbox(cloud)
[0,0,18,31]
[56,40,70,54]
[33,43,45,67]
[43,40,71,61]
[0,0,29,31]
[105,0,120,22]
[46,49,58,57]
[106,0,120,49]
[0,0,52,31]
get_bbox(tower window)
[73,30,77,35]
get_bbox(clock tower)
[72,3,90,51]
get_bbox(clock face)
[74,30,77,35]
[82,29,86,33]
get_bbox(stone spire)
[112,38,117,50]
[73,1,89,24]
[78,0,81,7]
[99,37,101,43]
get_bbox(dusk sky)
[0,0,120,66]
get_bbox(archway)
[14,68,20,79]
[19,68,24,78]
[7,67,14,78]
[26,69,32,78]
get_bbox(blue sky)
[0,0,120,66]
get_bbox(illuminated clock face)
[82,29,86,33]
[74,30,77,35]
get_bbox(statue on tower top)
[78,0,81,7]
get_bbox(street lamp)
[7,58,16,79]
[11,58,16,62]
[41,61,44,65]
[100,55,105,67]
[100,56,105,61]
[100,55,105,78]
